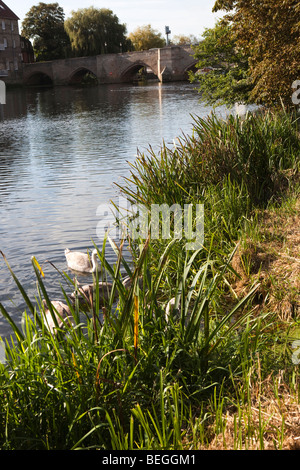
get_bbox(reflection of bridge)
[22,46,197,86]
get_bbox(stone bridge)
[22,46,197,86]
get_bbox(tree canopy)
[171,34,199,45]
[21,2,70,61]
[128,25,165,51]
[212,0,300,107]
[64,7,130,56]
[189,21,252,106]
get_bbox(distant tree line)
[21,2,199,62]
[21,3,130,61]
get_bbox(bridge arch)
[25,71,53,87]
[120,61,158,83]
[68,67,98,86]
[182,60,198,80]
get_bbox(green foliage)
[0,110,299,450]
[128,25,165,51]
[117,110,299,219]
[0,233,260,449]
[21,2,71,61]
[115,109,299,290]
[212,0,300,107]
[189,111,300,204]
[190,20,252,106]
[64,7,130,56]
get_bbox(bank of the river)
[197,193,300,450]
[0,107,299,450]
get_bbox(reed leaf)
[0,301,24,343]
[134,294,139,361]
[0,251,35,317]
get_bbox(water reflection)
[0,82,229,338]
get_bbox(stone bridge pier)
[22,46,197,86]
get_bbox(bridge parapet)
[22,46,197,86]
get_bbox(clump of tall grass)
[116,109,299,281]
[190,110,299,203]
[119,109,299,209]
[0,233,262,449]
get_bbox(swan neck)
[91,252,98,271]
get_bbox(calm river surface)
[0,81,229,340]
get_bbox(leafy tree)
[171,34,199,45]
[21,2,71,61]
[128,25,165,51]
[64,7,130,56]
[212,0,300,107]
[189,20,252,106]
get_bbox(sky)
[11,0,224,39]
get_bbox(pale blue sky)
[11,0,224,38]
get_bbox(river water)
[0,81,229,341]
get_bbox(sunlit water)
[0,81,229,341]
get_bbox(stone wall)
[0,16,22,83]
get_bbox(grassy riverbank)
[0,109,299,450]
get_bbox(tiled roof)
[0,1,19,20]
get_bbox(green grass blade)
[0,302,25,343]
[1,251,35,316]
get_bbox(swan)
[70,276,141,306]
[165,297,181,322]
[65,248,99,273]
[70,281,118,306]
[42,300,74,334]
[122,275,143,290]
[122,275,133,289]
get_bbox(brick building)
[0,0,22,83]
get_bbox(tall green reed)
[0,230,261,449]
[117,110,299,210]
[115,109,299,285]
